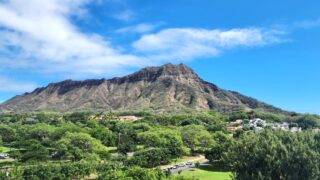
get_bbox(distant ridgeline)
[0,64,286,114]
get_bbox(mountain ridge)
[0,63,285,113]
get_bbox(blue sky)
[0,0,319,114]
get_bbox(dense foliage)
[0,110,319,179]
[221,130,320,179]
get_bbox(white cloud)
[0,76,37,93]
[0,0,144,77]
[133,28,286,61]
[292,18,320,29]
[116,23,159,34]
[0,0,288,80]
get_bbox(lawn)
[180,164,232,180]
[0,158,15,164]
[0,146,11,153]
[105,146,117,151]
[171,155,205,164]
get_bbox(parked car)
[0,153,9,160]
[186,161,193,165]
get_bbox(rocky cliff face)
[0,64,283,113]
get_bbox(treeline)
[0,111,227,179]
[0,111,319,179]
[0,161,187,180]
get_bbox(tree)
[0,166,24,179]
[295,114,319,129]
[27,124,55,140]
[181,125,214,154]
[21,140,49,162]
[222,130,320,180]
[63,112,91,124]
[195,161,200,168]
[98,170,127,180]
[112,122,138,154]
[126,166,159,180]
[52,122,85,140]
[206,131,233,163]
[138,128,186,158]
[98,166,165,180]
[0,124,16,143]
[7,161,96,179]
[55,132,108,161]
[128,148,170,168]
[229,111,248,121]
[90,126,115,146]
[24,123,56,146]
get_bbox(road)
[161,157,209,175]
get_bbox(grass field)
[172,156,205,164]
[0,146,11,153]
[0,158,15,164]
[105,146,117,151]
[180,164,232,180]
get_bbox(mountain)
[0,64,284,113]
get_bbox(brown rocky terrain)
[0,64,284,113]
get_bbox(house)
[25,117,38,124]
[230,119,243,125]
[119,116,142,122]
[290,127,302,133]
[227,119,244,131]
[245,118,303,133]
[249,118,266,128]
[254,127,264,133]
[281,122,289,130]
[267,122,289,130]
[313,128,320,133]
[227,126,243,131]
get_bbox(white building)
[290,127,302,133]
[249,118,266,128]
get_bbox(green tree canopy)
[138,128,186,157]
[0,124,16,143]
[180,125,214,153]
[223,130,320,180]
[55,132,107,161]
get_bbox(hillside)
[0,64,284,113]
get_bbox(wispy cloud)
[0,0,289,81]
[113,9,135,21]
[133,28,286,61]
[0,76,37,93]
[116,23,162,34]
[0,0,143,77]
[292,18,320,29]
